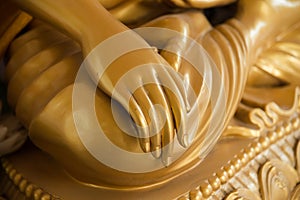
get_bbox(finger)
[163,85,189,145]
[132,85,161,158]
[128,96,150,153]
[143,83,175,165]
[158,60,190,147]
[161,42,207,146]
[159,54,191,111]
[154,64,188,147]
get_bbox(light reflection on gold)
[0,0,300,197]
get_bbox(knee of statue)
[3,3,233,188]
[4,18,227,187]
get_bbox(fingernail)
[144,141,150,152]
[183,134,190,148]
[140,139,151,152]
[161,143,174,167]
[151,146,161,158]
[162,156,172,167]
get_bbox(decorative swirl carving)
[180,87,300,199]
[225,159,299,200]
[225,188,260,200]
[250,88,300,131]
[259,159,298,200]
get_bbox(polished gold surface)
[181,88,300,199]
[0,136,252,200]
[1,0,300,199]
[226,159,300,200]
[1,91,300,199]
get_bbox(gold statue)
[1,0,300,197]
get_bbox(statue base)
[2,99,300,199]
[0,138,252,200]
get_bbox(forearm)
[12,0,127,47]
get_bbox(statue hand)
[7,0,192,164]
[84,45,189,165]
